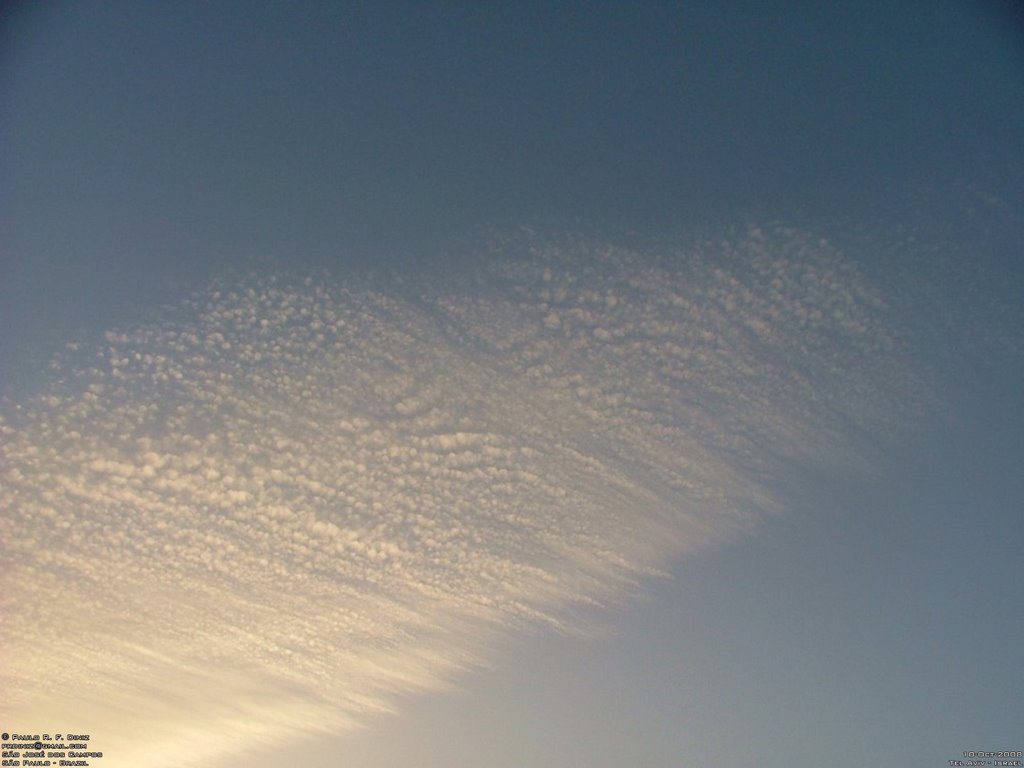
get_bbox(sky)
[1,2,1023,767]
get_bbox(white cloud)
[0,227,929,767]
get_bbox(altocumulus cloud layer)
[1,227,927,767]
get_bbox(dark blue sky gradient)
[3,1,1022,278]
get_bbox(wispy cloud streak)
[0,227,926,766]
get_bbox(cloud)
[0,226,928,767]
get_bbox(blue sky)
[2,3,1022,767]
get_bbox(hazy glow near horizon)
[1,228,927,767]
